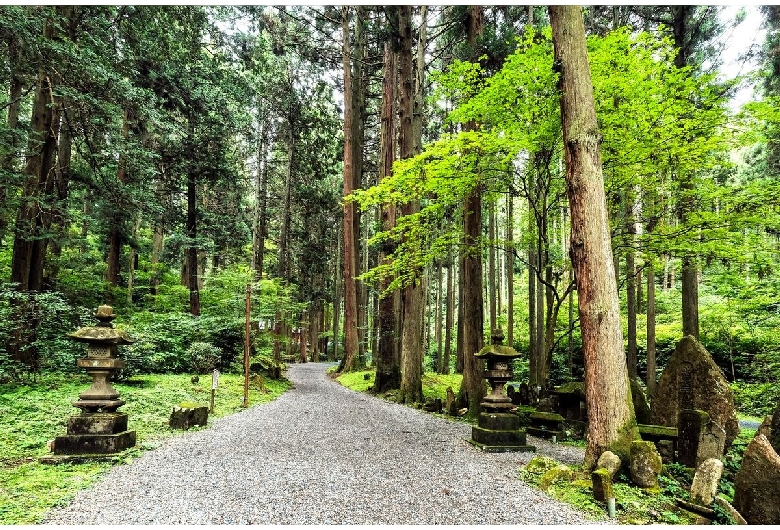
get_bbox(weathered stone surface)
[770,398,780,454]
[690,457,724,506]
[650,336,739,449]
[169,405,208,430]
[444,386,457,416]
[540,464,572,491]
[714,496,747,525]
[53,431,136,455]
[479,412,520,431]
[678,409,726,468]
[629,377,652,425]
[630,440,662,489]
[596,450,622,479]
[67,412,128,435]
[733,433,780,524]
[591,468,614,501]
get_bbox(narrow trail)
[42,363,600,525]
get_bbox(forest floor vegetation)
[0,371,289,524]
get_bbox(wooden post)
[244,283,251,408]
[211,369,219,413]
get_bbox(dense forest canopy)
[0,5,778,418]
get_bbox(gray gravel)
[42,362,601,525]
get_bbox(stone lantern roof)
[475,329,519,360]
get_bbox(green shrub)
[187,342,222,374]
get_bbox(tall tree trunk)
[626,194,638,378]
[374,36,400,392]
[443,253,454,375]
[253,113,270,281]
[331,225,343,362]
[435,261,443,373]
[10,9,68,292]
[340,6,361,372]
[506,193,514,346]
[646,258,657,396]
[107,109,131,290]
[354,5,367,365]
[550,4,638,469]
[186,113,200,316]
[458,5,486,417]
[397,5,424,403]
[488,202,497,333]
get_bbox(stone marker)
[677,409,726,468]
[770,397,780,454]
[169,404,209,430]
[630,440,662,489]
[445,386,458,416]
[650,336,739,450]
[596,450,622,479]
[591,468,613,502]
[540,464,572,491]
[690,457,724,506]
[733,433,780,524]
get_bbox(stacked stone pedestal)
[471,411,534,452]
[53,412,136,455]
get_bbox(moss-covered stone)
[591,468,614,501]
[540,464,572,491]
[525,455,558,474]
[554,381,586,397]
[630,440,662,490]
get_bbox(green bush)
[187,341,222,374]
[731,381,780,417]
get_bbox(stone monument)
[650,336,739,449]
[468,329,535,453]
[42,305,136,462]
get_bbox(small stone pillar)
[42,305,136,462]
[469,330,535,453]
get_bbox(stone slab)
[67,412,128,435]
[466,438,536,453]
[478,412,520,431]
[471,425,528,447]
[53,430,136,455]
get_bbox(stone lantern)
[469,329,535,452]
[43,305,136,461]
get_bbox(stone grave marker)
[650,336,739,450]
[733,432,780,524]
[677,409,726,468]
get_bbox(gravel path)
[42,363,601,525]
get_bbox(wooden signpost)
[211,368,219,413]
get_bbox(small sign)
[212,369,220,390]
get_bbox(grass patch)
[336,369,463,403]
[0,371,289,524]
[519,455,700,525]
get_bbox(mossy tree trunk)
[549,4,638,469]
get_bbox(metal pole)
[244,283,251,408]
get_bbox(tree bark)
[340,6,361,372]
[550,4,638,469]
[506,193,514,346]
[458,5,486,417]
[374,36,400,392]
[10,9,67,292]
[397,5,424,403]
[646,259,657,396]
[252,110,270,281]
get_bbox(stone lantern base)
[41,412,136,463]
[469,411,536,453]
